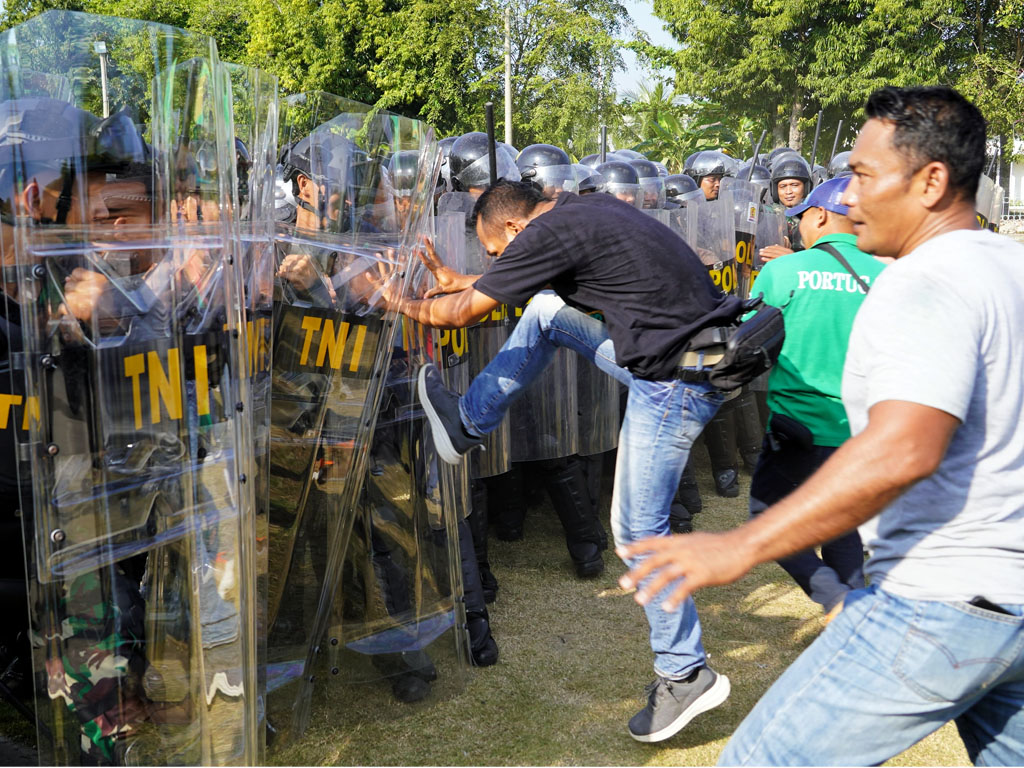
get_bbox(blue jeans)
[460,292,727,678]
[720,585,1024,766]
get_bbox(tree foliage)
[650,0,1024,158]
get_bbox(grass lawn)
[269,450,971,767]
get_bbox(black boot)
[468,480,498,603]
[703,404,740,498]
[733,388,764,473]
[670,459,701,533]
[486,469,527,541]
[467,609,499,666]
[542,457,605,578]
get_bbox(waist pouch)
[691,298,784,390]
[767,412,814,452]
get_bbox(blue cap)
[785,176,850,218]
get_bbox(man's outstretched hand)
[417,235,478,297]
[617,531,756,612]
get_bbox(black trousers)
[749,435,864,612]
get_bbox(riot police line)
[0,11,1010,767]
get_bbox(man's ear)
[504,217,525,238]
[816,206,830,228]
[917,161,951,210]
[19,180,42,217]
[297,173,314,199]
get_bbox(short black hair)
[864,85,986,199]
[471,179,551,230]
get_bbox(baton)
[810,110,823,170]
[749,129,767,179]
[600,125,607,163]
[485,102,498,187]
[830,119,844,160]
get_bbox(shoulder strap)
[812,242,871,294]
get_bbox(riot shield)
[436,194,511,479]
[225,61,278,761]
[2,11,259,764]
[990,184,1004,232]
[575,339,619,456]
[265,92,457,743]
[721,177,760,299]
[643,209,672,227]
[686,195,737,295]
[976,174,995,230]
[508,296,579,462]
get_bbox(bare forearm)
[399,290,475,328]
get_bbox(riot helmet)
[663,173,698,201]
[827,151,852,179]
[571,163,603,194]
[449,131,518,193]
[594,160,643,208]
[770,154,812,206]
[517,143,578,195]
[685,150,732,201]
[767,146,797,169]
[614,148,646,161]
[652,161,670,177]
[0,98,152,227]
[629,158,666,209]
[737,163,771,183]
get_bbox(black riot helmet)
[828,151,852,179]
[516,143,571,175]
[629,159,666,209]
[0,98,152,226]
[684,150,731,183]
[448,131,490,191]
[614,148,646,161]
[663,173,698,199]
[595,160,639,185]
[388,149,421,196]
[770,154,812,204]
[449,131,517,192]
[736,163,771,183]
[767,146,797,169]
[572,163,603,194]
[629,158,661,179]
[594,160,643,208]
[652,161,670,177]
[517,143,576,194]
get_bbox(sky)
[614,0,678,97]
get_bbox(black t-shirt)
[473,192,741,380]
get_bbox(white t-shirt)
[843,227,1024,603]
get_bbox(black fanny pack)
[688,295,785,390]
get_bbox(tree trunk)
[788,90,804,152]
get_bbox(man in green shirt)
[747,176,886,617]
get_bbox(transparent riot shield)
[1,11,259,764]
[508,296,579,462]
[721,177,760,299]
[264,92,451,743]
[686,195,737,295]
[755,206,786,284]
[435,195,511,479]
[668,207,689,243]
[224,61,278,761]
[976,174,996,230]
[990,184,1004,232]
[643,209,672,227]
[575,331,619,456]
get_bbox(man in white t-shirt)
[617,85,1024,765]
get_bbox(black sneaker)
[418,364,482,464]
[713,468,740,498]
[628,667,730,743]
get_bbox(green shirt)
[750,233,886,446]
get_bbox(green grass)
[270,451,970,766]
